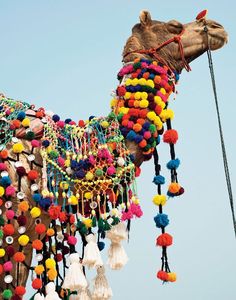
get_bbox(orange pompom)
[12,119,21,129]
[133,123,142,132]
[3,224,15,235]
[168,182,181,194]
[13,252,25,263]
[27,170,38,181]
[18,200,29,212]
[47,228,55,237]
[35,223,46,235]
[15,286,26,296]
[32,278,42,290]
[156,233,173,247]
[154,75,161,84]
[32,239,43,251]
[0,150,8,159]
[137,118,145,125]
[139,139,147,148]
[0,264,3,275]
[163,129,178,144]
[143,72,150,80]
[35,111,44,118]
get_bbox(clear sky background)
[1,1,236,299]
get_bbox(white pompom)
[63,253,88,291]
[82,234,103,269]
[91,266,112,300]
[106,222,128,270]
[117,157,125,167]
[45,282,61,300]
[34,293,45,300]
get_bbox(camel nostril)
[211,22,224,29]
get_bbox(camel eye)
[167,20,183,34]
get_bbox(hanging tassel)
[106,222,128,270]
[91,266,112,300]
[62,253,88,291]
[82,234,103,269]
[69,286,91,300]
[45,282,61,300]
[34,293,45,300]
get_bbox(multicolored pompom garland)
[113,58,184,283]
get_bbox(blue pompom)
[120,127,129,137]
[39,197,51,210]
[65,118,72,124]
[129,154,135,162]
[75,169,85,179]
[0,176,11,187]
[52,114,60,122]
[126,130,136,142]
[167,191,175,197]
[89,116,96,121]
[42,140,50,147]
[166,158,180,170]
[17,111,26,121]
[149,74,155,80]
[71,160,78,169]
[156,135,161,145]
[134,134,143,144]
[33,193,42,202]
[143,122,151,130]
[154,213,169,228]
[153,175,165,185]
[97,241,105,251]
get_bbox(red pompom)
[156,233,173,247]
[69,214,75,224]
[6,246,15,257]
[15,286,26,296]
[32,278,42,290]
[117,86,126,97]
[13,252,25,263]
[163,129,178,144]
[0,264,3,275]
[32,239,43,250]
[135,166,141,177]
[59,211,67,222]
[78,120,85,127]
[56,253,63,262]
[35,223,46,235]
[157,270,169,281]
[17,215,27,226]
[3,223,15,235]
[27,170,38,181]
[16,166,27,176]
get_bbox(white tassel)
[82,234,103,269]
[62,253,88,291]
[45,282,61,300]
[69,287,91,300]
[34,293,45,300]
[91,266,112,300]
[106,222,128,270]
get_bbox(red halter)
[124,29,191,73]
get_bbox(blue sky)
[1,1,236,299]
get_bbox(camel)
[0,10,227,300]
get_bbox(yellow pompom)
[60,181,69,190]
[35,265,45,275]
[84,192,92,199]
[68,195,78,205]
[0,248,5,257]
[12,143,24,153]
[152,194,167,206]
[134,92,141,100]
[141,92,148,100]
[154,96,165,109]
[160,87,166,95]
[168,182,181,194]
[64,159,70,168]
[147,111,156,121]
[134,100,140,108]
[21,118,30,127]
[47,268,57,280]
[119,107,129,114]
[30,207,41,218]
[0,186,5,197]
[86,172,94,180]
[110,98,118,107]
[45,258,56,269]
[160,109,174,122]
[139,100,149,108]
[125,79,132,86]
[147,79,155,88]
[124,92,131,100]
[168,272,177,282]
[83,218,92,228]
[18,235,30,246]
[101,120,109,128]
[138,78,146,85]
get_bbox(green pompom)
[103,220,111,231]
[2,289,12,299]
[149,124,156,134]
[80,224,88,235]
[49,150,59,159]
[108,112,116,120]
[0,230,3,239]
[26,131,35,140]
[92,216,97,227]
[133,62,141,70]
[95,169,103,177]
[111,217,120,226]
[98,218,105,231]
[117,113,124,122]
[0,216,4,226]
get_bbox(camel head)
[123,10,228,72]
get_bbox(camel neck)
[111,58,179,162]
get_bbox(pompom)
[27,170,39,181]
[153,175,165,185]
[163,129,178,144]
[12,143,24,153]
[5,209,15,220]
[156,233,173,247]
[17,111,26,121]
[168,272,177,282]
[67,235,77,246]
[30,207,41,218]
[18,201,29,212]
[2,289,12,299]
[33,193,42,202]
[16,166,27,176]
[21,118,30,127]
[45,258,56,269]
[3,224,15,235]
[15,286,26,296]
[0,150,8,159]
[168,182,181,194]
[34,265,45,275]
[3,261,13,272]
[0,163,7,171]
[157,270,169,281]
[98,241,105,251]
[166,158,180,170]
[32,239,43,250]
[154,213,169,228]
[42,140,50,147]
[52,114,60,122]
[0,176,11,187]
[17,214,27,225]
[5,185,16,196]
[35,223,46,235]
[152,194,167,206]
[13,252,25,263]
[32,278,43,290]
[31,139,40,148]
[18,235,30,246]
[6,246,15,257]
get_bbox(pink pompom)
[5,109,11,116]
[107,166,116,176]
[130,203,143,218]
[143,131,151,140]
[57,120,65,128]
[31,140,40,148]
[69,121,76,125]
[67,235,77,245]
[5,210,15,220]
[3,261,13,272]
[5,186,16,197]
[0,163,7,171]
[58,156,65,167]
[121,210,133,221]
[89,155,96,165]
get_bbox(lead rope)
[205,26,236,238]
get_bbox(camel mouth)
[208,30,228,50]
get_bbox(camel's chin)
[209,32,228,50]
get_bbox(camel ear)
[139,10,152,27]
[166,20,183,34]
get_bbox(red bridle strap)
[124,29,191,72]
